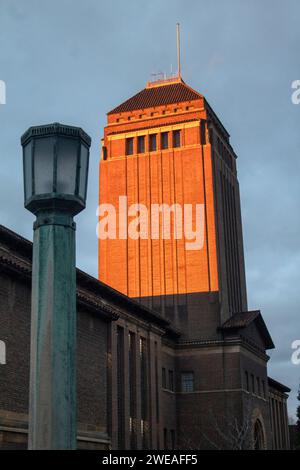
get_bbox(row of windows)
[162,368,194,393]
[245,371,266,398]
[126,130,181,155]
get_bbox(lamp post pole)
[29,210,77,449]
[21,123,91,449]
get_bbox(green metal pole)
[28,210,77,450]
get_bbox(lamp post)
[21,123,91,449]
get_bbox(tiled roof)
[221,310,275,350]
[108,81,202,114]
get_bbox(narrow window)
[163,428,168,449]
[149,134,157,151]
[161,132,168,150]
[251,374,255,394]
[245,371,249,392]
[257,377,261,396]
[262,380,266,399]
[168,370,174,391]
[170,430,175,449]
[128,332,136,449]
[117,327,125,448]
[181,372,194,392]
[155,342,159,423]
[126,137,134,155]
[200,121,206,144]
[162,367,166,389]
[140,337,148,448]
[137,135,145,153]
[173,130,181,148]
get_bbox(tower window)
[181,372,194,392]
[138,136,145,153]
[126,137,134,155]
[149,134,157,151]
[161,132,168,150]
[173,130,181,148]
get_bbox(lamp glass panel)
[56,137,78,195]
[23,141,32,201]
[78,144,89,200]
[34,137,55,195]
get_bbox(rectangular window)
[128,332,136,449]
[200,121,206,144]
[155,342,159,423]
[245,371,249,392]
[262,380,266,399]
[173,130,181,147]
[126,137,134,155]
[181,372,194,393]
[140,337,148,449]
[168,370,174,391]
[137,135,145,153]
[170,430,175,450]
[251,374,255,394]
[149,134,157,151]
[161,132,168,149]
[163,428,168,449]
[257,377,261,396]
[117,326,125,448]
[162,367,166,389]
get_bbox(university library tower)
[0,75,290,450]
[98,75,290,449]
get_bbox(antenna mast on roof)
[177,23,181,79]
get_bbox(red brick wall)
[99,97,219,298]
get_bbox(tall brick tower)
[99,75,248,339]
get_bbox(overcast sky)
[0,0,299,418]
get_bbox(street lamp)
[21,123,91,449]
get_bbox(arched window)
[0,340,6,364]
[254,419,265,450]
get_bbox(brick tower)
[99,75,248,339]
